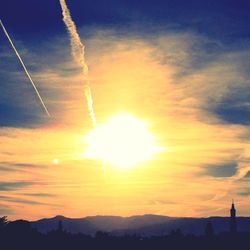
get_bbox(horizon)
[1,0,250,221]
[3,203,242,221]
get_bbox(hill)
[30,215,250,236]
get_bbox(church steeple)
[230,200,237,233]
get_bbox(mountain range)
[29,215,250,236]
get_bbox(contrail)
[59,0,97,128]
[0,19,50,117]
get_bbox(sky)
[1,0,250,220]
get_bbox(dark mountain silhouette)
[2,215,250,250]
[31,215,97,234]
[30,215,250,236]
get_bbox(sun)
[84,113,161,169]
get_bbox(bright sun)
[84,113,161,169]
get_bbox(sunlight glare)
[84,113,160,169]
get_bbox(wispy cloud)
[0,161,43,168]
[204,161,237,177]
[21,193,56,197]
[237,189,250,197]
[1,25,250,218]
[0,162,44,174]
[0,195,45,205]
[0,204,12,215]
[0,181,33,191]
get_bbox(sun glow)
[84,113,161,169]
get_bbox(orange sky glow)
[1,30,250,220]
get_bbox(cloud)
[0,195,58,207]
[1,21,249,129]
[22,193,56,197]
[0,162,44,173]
[0,166,21,172]
[0,66,49,128]
[0,39,82,128]
[237,189,250,197]
[0,182,33,191]
[0,195,44,205]
[10,163,41,168]
[244,171,250,178]
[0,204,12,215]
[204,161,237,177]
[0,103,45,128]
[212,86,250,125]
[1,21,250,218]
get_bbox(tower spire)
[230,200,237,234]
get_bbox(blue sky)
[1,0,250,38]
[1,0,250,127]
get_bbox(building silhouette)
[230,200,237,233]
